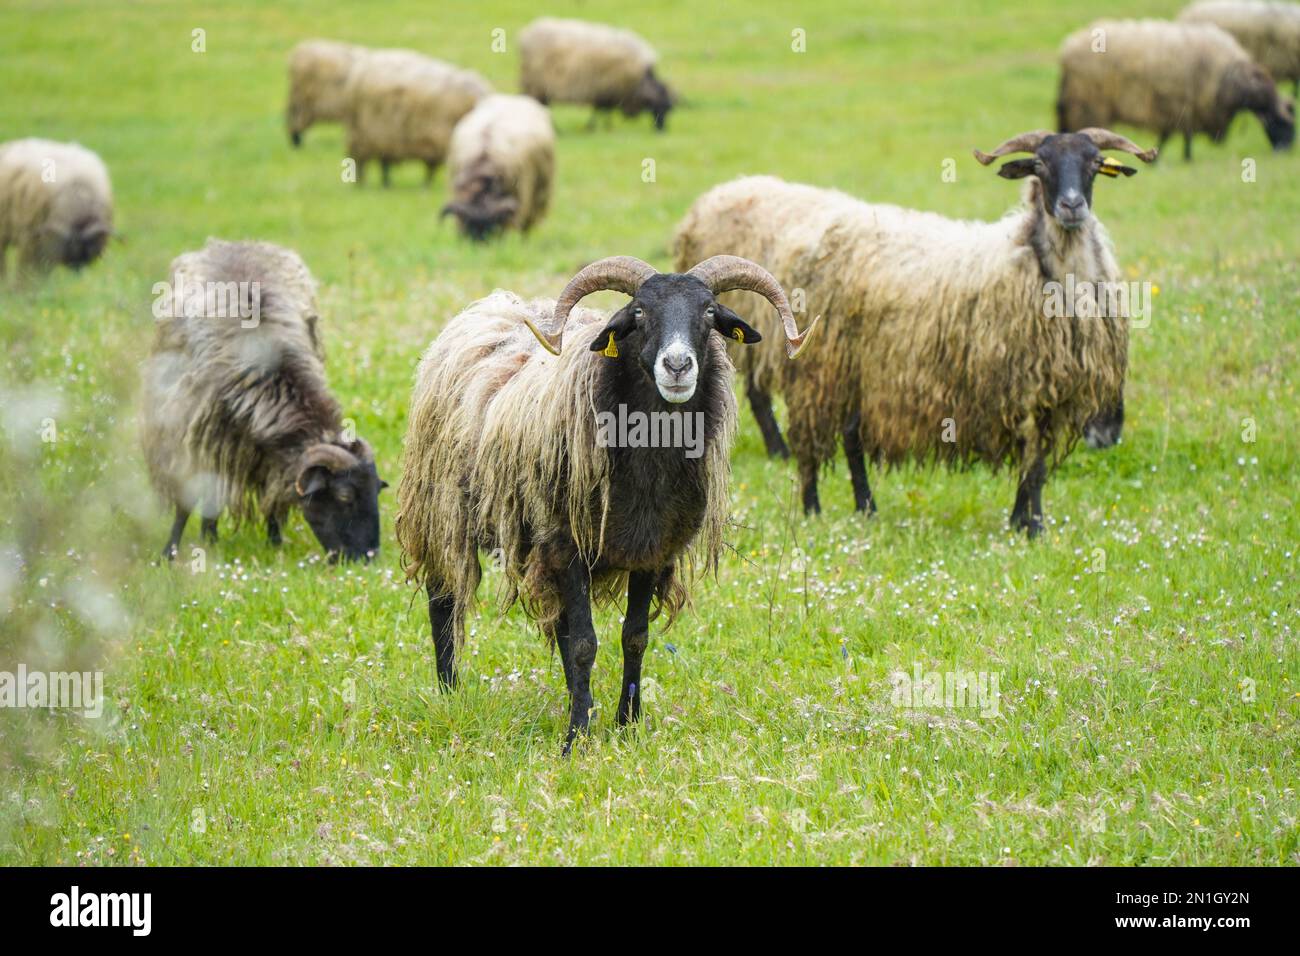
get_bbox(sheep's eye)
[632,307,644,318]
[705,306,716,318]
[336,487,355,504]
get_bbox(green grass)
[1,0,1296,865]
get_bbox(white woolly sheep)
[141,239,385,562]
[519,18,675,130]
[442,94,556,240]
[343,49,492,186]
[674,129,1157,536]
[286,39,365,147]
[1181,1,1300,95]
[394,256,812,752]
[0,138,112,275]
[1059,19,1295,159]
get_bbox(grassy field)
[1,0,1296,865]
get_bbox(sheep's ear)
[713,304,762,344]
[587,305,637,355]
[1097,157,1137,178]
[996,158,1037,179]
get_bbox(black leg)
[1183,133,1192,162]
[616,571,655,726]
[747,372,790,459]
[162,505,190,560]
[552,610,573,697]
[1031,467,1046,533]
[381,159,392,187]
[843,412,876,514]
[200,516,218,543]
[427,586,458,690]
[799,458,821,516]
[559,558,597,755]
[267,514,282,546]
[1010,458,1046,539]
[423,161,437,186]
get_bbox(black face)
[443,176,518,241]
[629,70,673,131]
[1234,63,1296,150]
[1261,99,1296,151]
[994,133,1138,231]
[61,220,109,270]
[298,460,386,562]
[587,274,760,404]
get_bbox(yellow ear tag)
[1097,157,1124,178]
[731,328,745,342]
[602,332,619,358]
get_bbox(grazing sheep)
[343,49,492,186]
[1181,1,1300,95]
[674,129,1157,536]
[0,139,112,276]
[442,94,556,241]
[286,39,364,147]
[1058,19,1295,159]
[519,18,675,131]
[141,239,386,562]
[395,256,813,751]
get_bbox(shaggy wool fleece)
[140,239,363,524]
[519,18,658,106]
[674,174,1128,480]
[1181,1,1300,86]
[1058,19,1282,141]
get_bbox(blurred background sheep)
[140,239,385,562]
[286,39,365,147]
[0,138,112,276]
[1181,0,1300,95]
[442,94,555,241]
[343,49,492,186]
[1059,19,1295,159]
[519,17,675,131]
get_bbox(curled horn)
[687,255,819,359]
[294,441,361,494]
[523,256,658,355]
[973,129,1055,165]
[1075,127,1159,162]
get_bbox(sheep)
[0,138,112,276]
[673,128,1157,537]
[141,239,386,562]
[441,94,556,241]
[394,255,814,752]
[1181,1,1300,95]
[286,39,364,147]
[1058,19,1295,160]
[342,49,492,186]
[519,18,675,131]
